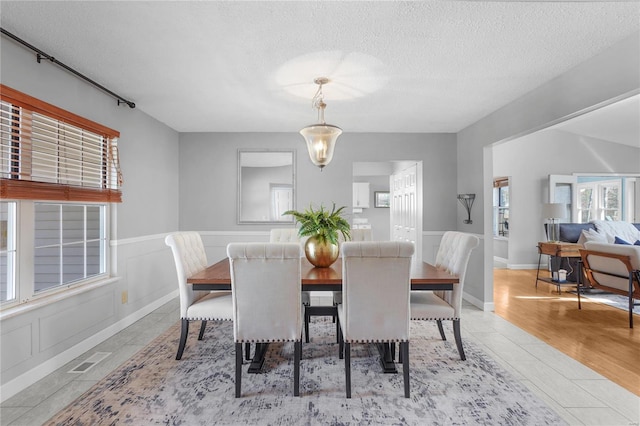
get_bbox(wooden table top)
[187,257,458,290]
[538,241,582,257]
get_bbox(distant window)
[493,177,509,237]
[577,179,621,222]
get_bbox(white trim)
[110,231,271,247]
[507,263,542,270]
[0,277,120,321]
[463,291,494,312]
[0,289,178,403]
[422,231,484,239]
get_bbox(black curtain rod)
[1,27,136,108]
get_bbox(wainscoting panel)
[39,292,115,352]
[0,323,32,371]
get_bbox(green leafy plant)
[283,203,351,245]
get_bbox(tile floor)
[1,296,638,425]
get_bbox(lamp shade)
[299,124,342,169]
[542,202,566,219]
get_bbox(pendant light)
[299,77,342,170]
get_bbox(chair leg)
[629,274,634,329]
[198,320,207,340]
[401,341,410,398]
[453,320,466,361]
[305,307,311,343]
[176,318,189,360]
[338,321,344,359]
[245,343,251,361]
[391,342,396,362]
[436,320,446,340]
[345,342,351,398]
[235,343,242,398]
[294,341,301,396]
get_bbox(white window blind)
[0,85,122,202]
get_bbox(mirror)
[238,150,295,223]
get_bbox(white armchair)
[337,241,414,398]
[410,231,479,360]
[165,232,233,360]
[227,242,303,397]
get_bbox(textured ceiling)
[1,1,639,139]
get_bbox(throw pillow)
[614,236,631,245]
[578,228,608,245]
[635,240,640,246]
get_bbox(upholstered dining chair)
[410,231,479,360]
[165,232,233,360]
[337,241,414,398]
[227,242,303,397]
[269,229,312,337]
[332,228,373,307]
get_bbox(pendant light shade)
[300,77,342,170]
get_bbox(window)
[0,85,121,308]
[34,203,106,294]
[0,201,16,303]
[493,177,509,237]
[577,179,621,222]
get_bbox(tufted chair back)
[269,228,300,243]
[339,241,414,343]
[165,232,210,318]
[349,228,373,242]
[433,231,480,316]
[227,242,302,343]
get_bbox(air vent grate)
[68,352,111,374]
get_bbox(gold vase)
[304,235,339,268]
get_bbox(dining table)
[187,257,458,374]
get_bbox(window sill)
[494,236,509,241]
[0,276,120,321]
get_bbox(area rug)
[46,319,565,425]
[571,289,639,314]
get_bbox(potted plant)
[283,203,351,267]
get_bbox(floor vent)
[68,352,111,374]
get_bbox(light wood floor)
[493,268,639,396]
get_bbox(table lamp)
[542,202,566,242]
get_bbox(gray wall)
[493,129,640,268]
[457,32,640,307]
[178,132,458,233]
[1,37,180,396]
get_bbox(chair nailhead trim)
[410,317,459,321]
[235,339,301,343]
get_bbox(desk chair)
[227,242,303,397]
[410,231,479,360]
[337,241,414,398]
[165,232,233,360]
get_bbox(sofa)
[554,221,640,282]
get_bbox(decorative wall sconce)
[457,194,475,224]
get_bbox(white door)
[271,186,293,221]
[390,163,422,262]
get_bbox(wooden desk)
[188,257,458,373]
[536,242,582,295]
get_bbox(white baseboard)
[463,292,494,312]
[507,263,542,270]
[0,290,178,403]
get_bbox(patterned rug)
[46,319,565,425]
